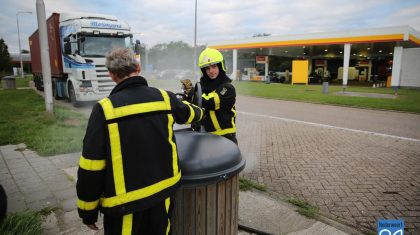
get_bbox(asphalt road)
[236,96,420,140]
[48,82,420,140]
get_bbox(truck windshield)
[79,36,131,57]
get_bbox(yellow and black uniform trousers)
[201,82,237,144]
[77,76,203,235]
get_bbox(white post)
[343,43,351,91]
[232,49,238,80]
[265,56,269,82]
[36,0,53,113]
[16,11,32,79]
[391,46,403,94]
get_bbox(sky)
[1,0,420,53]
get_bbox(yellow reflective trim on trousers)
[209,110,221,131]
[165,197,170,235]
[182,101,195,124]
[100,173,181,207]
[108,123,126,195]
[77,199,99,211]
[79,156,105,171]
[214,92,220,110]
[122,214,133,235]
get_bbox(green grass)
[239,177,267,191]
[147,79,420,113]
[0,89,87,156]
[287,198,320,218]
[0,210,43,235]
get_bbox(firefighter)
[77,47,203,235]
[182,48,237,144]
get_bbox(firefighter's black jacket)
[77,76,203,225]
[200,68,236,136]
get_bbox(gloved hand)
[181,79,193,93]
[180,79,194,102]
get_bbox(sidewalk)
[0,144,357,235]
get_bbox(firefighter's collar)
[110,76,148,95]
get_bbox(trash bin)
[1,76,16,89]
[322,81,329,94]
[172,130,246,235]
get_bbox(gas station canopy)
[207,26,420,88]
[208,26,420,52]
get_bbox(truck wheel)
[34,76,44,91]
[68,83,81,107]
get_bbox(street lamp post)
[16,11,32,79]
[193,0,198,81]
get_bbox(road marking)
[238,111,420,142]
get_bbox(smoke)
[241,151,258,173]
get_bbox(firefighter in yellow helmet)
[197,48,237,144]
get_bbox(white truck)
[29,12,141,106]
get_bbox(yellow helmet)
[198,48,226,71]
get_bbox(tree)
[148,41,205,70]
[0,38,12,75]
[252,33,271,37]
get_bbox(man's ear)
[109,71,119,83]
[136,63,141,74]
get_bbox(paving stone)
[237,111,420,233]
[53,187,77,201]
[61,197,77,212]
[25,189,54,203]
[27,197,58,211]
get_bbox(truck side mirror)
[64,42,72,55]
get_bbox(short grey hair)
[105,47,139,78]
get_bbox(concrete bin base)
[1,76,16,89]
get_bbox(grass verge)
[239,177,267,191]
[0,206,57,235]
[287,198,319,218]
[0,89,87,156]
[235,81,420,113]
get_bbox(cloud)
[1,0,420,53]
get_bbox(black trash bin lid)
[174,131,245,186]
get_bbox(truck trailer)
[29,12,140,106]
